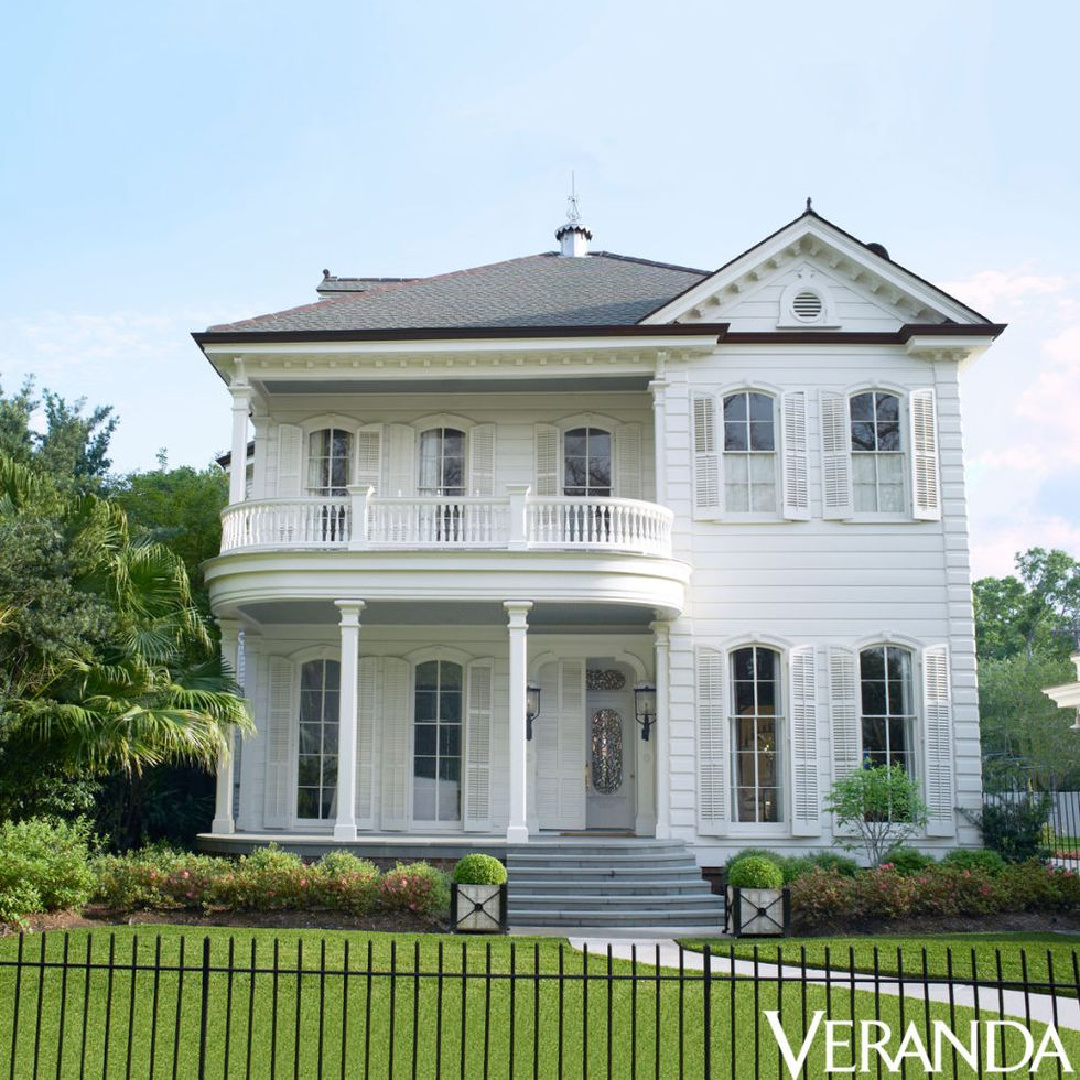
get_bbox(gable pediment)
[640,213,990,331]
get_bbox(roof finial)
[555,171,592,256]
[566,171,582,226]
[806,196,812,212]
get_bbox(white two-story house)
[196,207,1003,867]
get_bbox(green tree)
[826,764,928,866]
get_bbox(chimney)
[556,222,592,257]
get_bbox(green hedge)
[0,818,96,925]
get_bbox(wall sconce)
[526,683,541,741]
[635,684,657,742]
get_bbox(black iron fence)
[3,932,1080,1078]
[982,783,1080,868]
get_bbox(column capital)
[335,599,366,625]
[217,617,244,635]
[650,619,672,645]
[503,600,533,626]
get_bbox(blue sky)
[1,0,1077,578]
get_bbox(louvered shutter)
[696,647,728,835]
[535,660,586,830]
[789,645,820,836]
[468,424,496,497]
[781,392,810,521]
[355,426,382,492]
[829,647,861,782]
[387,424,415,498]
[910,389,941,521]
[616,423,642,500]
[276,424,303,498]
[534,424,560,496]
[464,659,494,831]
[820,392,854,519]
[692,394,721,517]
[355,656,378,829]
[263,657,295,828]
[923,645,954,836]
[379,657,410,830]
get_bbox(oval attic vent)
[792,291,823,321]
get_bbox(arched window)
[307,428,352,496]
[413,659,463,823]
[419,428,466,496]
[564,427,612,497]
[723,391,778,512]
[297,658,340,820]
[731,646,783,823]
[850,392,904,512]
[860,645,914,772]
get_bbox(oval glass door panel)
[591,709,623,794]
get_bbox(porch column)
[652,620,672,840]
[649,369,669,506]
[228,374,251,506]
[212,619,242,834]
[334,600,366,842]
[505,601,533,844]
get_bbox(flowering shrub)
[218,845,312,910]
[313,852,380,915]
[378,862,450,917]
[94,847,229,912]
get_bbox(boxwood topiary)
[726,855,783,889]
[451,853,507,886]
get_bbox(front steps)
[506,838,726,931]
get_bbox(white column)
[333,600,366,842]
[649,374,669,506]
[212,619,242,834]
[505,600,533,844]
[228,379,251,506]
[652,620,672,840]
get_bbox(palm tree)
[0,452,251,776]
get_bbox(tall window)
[307,429,352,495]
[297,659,339,820]
[419,428,466,496]
[731,646,783,823]
[564,428,612,497]
[850,392,904,512]
[860,645,914,771]
[723,391,777,512]
[413,660,463,823]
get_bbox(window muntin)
[413,659,463,823]
[723,391,777,512]
[860,645,914,772]
[419,428,466,496]
[850,392,904,513]
[564,427,612,497]
[307,429,352,496]
[297,659,339,820]
[730,646,783,823]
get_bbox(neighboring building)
[195,206,1003,865]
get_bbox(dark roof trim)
[719,323,1007,346]
[193,323,731,347]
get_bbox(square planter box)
[451,883,508,933]
[725,886,791,937]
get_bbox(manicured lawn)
[682,932,1080,989]
[1,927,1077,1078]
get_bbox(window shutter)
[789,645,820,836]
[819,392,853,519]
[535,659,586,830]
[616,423,642,500]
[387,424,415,498]
[829,647,861,782]
[534,424,560,496]
[379,657,410,831]
[276,423,303,498]
[355,426,382,492]
[910,388,941,521]
[356,656,378,829]
[263,657,295,828]
[469,424,496,497]
[923,645,954,836]
[464,659,494,831]
[692,395,721,517]
[781,392,810,521]
[696,647,728,835]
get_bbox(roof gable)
[639,210,991,328]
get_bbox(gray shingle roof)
[208,252,708,333]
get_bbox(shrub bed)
[0,818,96,925]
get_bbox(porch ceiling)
[235,599,657,629]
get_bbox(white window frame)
[849,389,907,519]
[856,643,917,776]
[720,389,781,518]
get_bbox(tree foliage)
[826,764,928,866]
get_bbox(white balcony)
[220,490,673,559]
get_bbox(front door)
[585,676,636,831]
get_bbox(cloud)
[941,268,1072,315]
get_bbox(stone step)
[509,907,726,928]
[509,893,722,909]
[510,881,713,897]
[508,852,693,868]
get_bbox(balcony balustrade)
[220,491,672,559]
